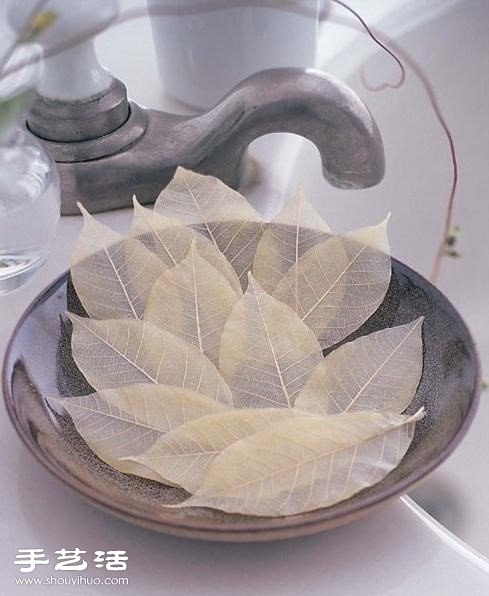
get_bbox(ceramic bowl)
[2,260,480,541]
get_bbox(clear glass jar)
[0,126,60,293]
[0,44,61,294]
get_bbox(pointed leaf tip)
[181,409,422,516]
[76,202,90,218]
[130,201,242,296]
[154,167,264,290]
[50,385,228,483]
[253,188,331,294]
[273,217,391,348]
[219,272,323,408]
[412,406,426,421]
[143,248,239,364]
[66,311,82,325]
[70,317,233,403]
[70,207,165,320]
[295,318,424,415]
[188,237,198,254]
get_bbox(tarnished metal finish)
[27,78,129,143]
[27,68,385,215]
[39,103,147,163]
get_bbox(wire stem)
[330,0,458,283]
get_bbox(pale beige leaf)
[296,318,424,415]
[154,167,265,289]
[273,217,391,349]
[128,408,308,492]
[219,274,323,408]
[48,385,228,481]
[69,314,233,405]
[179,408,424,516]
[144,241,238,365]
[130,198,241,296]
[253,188,331,294]
[70,204,165,319]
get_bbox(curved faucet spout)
[191,68,385,190]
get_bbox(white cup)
[147,0,319,109]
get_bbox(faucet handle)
[8,0,119,102]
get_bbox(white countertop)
[2,1,489,593]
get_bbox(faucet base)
[35,105,246,216]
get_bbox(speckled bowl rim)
[2,261,481,542]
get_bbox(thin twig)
[329,1,458,283]
[399,49,459,282]
[330,0,405,90]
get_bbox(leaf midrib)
[201,417,415,496]
[300,241,369,323]
[75,318,158,384]
[253,281,291,408]
[344,320,422,412]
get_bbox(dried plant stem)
[330,1,458,283]
[395,49,458,283]
[329,0,405,90]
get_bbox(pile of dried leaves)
[48,167,424,517]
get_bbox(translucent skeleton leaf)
[69,314,233,405]
[154,167,265,289]
[178,408,424,516]
[219,274,323,408]
[273,217,391,349]
[295,318,424,415]
[47,385,228,482]
[144,240,239,366]
[253,188,331,294]
[130,198,241,296]
[70,204,165,319]
[127,408,309,491]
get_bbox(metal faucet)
[9,0,385,215]
[27,67,385,215]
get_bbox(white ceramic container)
[147,0,319,109]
